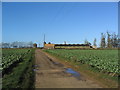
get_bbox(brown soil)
[35,49,102,88]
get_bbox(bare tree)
[107,31,112,48]
[100,33,106,48]
[112,33,118,48]
[106,32,118,48]
[84,39,91,46]
[84,39,88,44]
[93,38,97,47]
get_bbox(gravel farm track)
[35,49,102,88]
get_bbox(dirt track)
[35,49,102,88]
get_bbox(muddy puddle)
[33,65,39,71]
[33,69,39,71]
[33,65,39,67]
[65,68,81,80]
[48,58,64,67]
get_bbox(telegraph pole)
[43,34,46,47]
[44,34,45,43]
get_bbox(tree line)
[1,31,119,49]
[84,31,119,48]
[100,31,119,48]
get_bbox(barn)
[44,42,92,49]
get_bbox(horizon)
[2,2,118,46]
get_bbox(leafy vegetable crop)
[45,49,119,76]
[1,49,31,73]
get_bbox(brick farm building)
[44,42,92,49]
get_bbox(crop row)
[1,49,31,74]
[45,50,119,76]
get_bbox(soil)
[35,49,102,88]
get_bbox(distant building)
[33,43,37,48]
[44,42,92,49]
[92,45,97,49]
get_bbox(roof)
[54,44,90,46]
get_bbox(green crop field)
[2,49,31,74]
[1,48,119,88]
[44,49,119,77]
[2,49,35,88]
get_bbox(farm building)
[33,43,37,48]
[44,42,92,49]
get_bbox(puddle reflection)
[65,68,81,80]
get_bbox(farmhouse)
[44,42,92,49]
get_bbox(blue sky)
[2,2,118,46]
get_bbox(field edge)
[43,49,118,88]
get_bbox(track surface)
[35,49,102,88]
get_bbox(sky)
[2,2,118,46]
[0,2,1,43]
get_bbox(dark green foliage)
[2,49,35,89]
